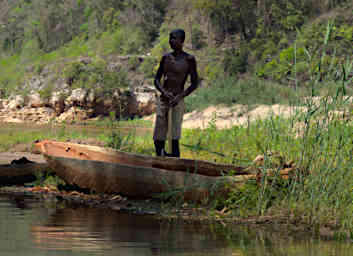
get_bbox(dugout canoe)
[35,140,246,177]
[35,140,251,201]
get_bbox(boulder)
[134,92,156,117]
[16,107,55,123]
[26,76,43,91]
[7,95,25,110]
[49,92,66,115]
[56,107,93,122]
[0,99,5,110]
[86,90,96,108]
[92,89,129,118]
[27,92,47,108]
[65,88,87,108]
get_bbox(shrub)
[63,58,129,95]
[38,84,54,100]
[127,56,141,71]
[139,56,158,78]
[184,77,299,112]
[191,26,206,50]
[223,47,249,75]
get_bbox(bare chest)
[163,55,189,76]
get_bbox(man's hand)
[169,94,183,107]
[161,90,174,102]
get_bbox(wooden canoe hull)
[43,155,249,202]
[35,140,246,176]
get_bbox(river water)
[1,194,353,256]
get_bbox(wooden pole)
[167,108,173,155]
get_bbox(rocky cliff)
[0,56,157,124]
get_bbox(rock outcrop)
[0,56,157,124]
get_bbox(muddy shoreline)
[0,185,339,241]
[0,147,345,239]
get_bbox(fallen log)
[0,162,49,185]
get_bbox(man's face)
[169,33,183,51]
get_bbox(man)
[153,29,199,157]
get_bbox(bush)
[191,26,206,50]
[63,58,129,95]
[139,56,158,78]
[184,77,299,112]
[223,47,249,75]
[38,84,54,100]
[127,56,141,71]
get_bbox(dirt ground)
[144,104,305,129]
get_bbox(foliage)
[127,56,141,71]
[104,130,135,151]
[63,57,129,95]
[223,46,249,75]
[254,14,353,85]
[184,77,300,112]
[38,83,54,100]
[0,0,351,96]
[191,25,206,50]
[139,56,159,79]
[34,171,66,188]
[181,91,353,230]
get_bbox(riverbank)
[0,147,348,241]
[0,94,352,239]
[0,182,340,241]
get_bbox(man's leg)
[171,139,180,157]
[154,140,166,156]
[171,100,184,158]
[153,97,169,157]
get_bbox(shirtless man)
[153,29,199,157]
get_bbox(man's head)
[169,29,185,51]
[170,29,185,42]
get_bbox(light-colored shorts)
[153,97,184,141]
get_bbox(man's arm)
[154,56,173,101]
[182,55,199,98]
[170,55,199,107]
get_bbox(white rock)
[27,92,47,108]
[65,88,87,106]
[8,95,24,110]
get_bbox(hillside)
[0,0,352,120]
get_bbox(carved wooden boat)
[35,140,245,177]
[35,140,250,201]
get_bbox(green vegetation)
[63,57,129,94]
[185,77,299,112]
[0,89,352,233]
[0,0,351,99]
[0,0,352,234]
[110,92,352,234]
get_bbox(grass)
[0,88,352,234]
[184,76,353,113]
[0,16,351,234]
[104,88,352,234]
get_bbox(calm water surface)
[1,194,353,256]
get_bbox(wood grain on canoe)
[43,155,250,202]
[35,140,246,176]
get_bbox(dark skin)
[153,31,199,157]
[154,32,198,107]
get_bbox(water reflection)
[30,207,231,255]
[1,194,353,256]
